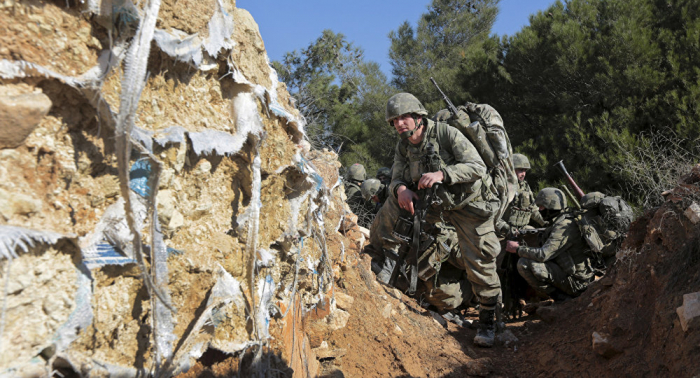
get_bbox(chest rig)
[505,181,534,227]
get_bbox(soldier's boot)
[375,258,396,284]
[473,309,496,348]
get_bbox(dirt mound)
[512,165,700,377]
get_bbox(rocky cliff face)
[0,1,352,376]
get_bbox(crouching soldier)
[496,153,546,237]
[361,178,388,213]
[505,188,595,301]
[378,92,502,347]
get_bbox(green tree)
[273,30,397,173]
[389,0,500,113]
[460,0,700,206]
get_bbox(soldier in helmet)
[375,92,502,347]
[496,153,546,238]
[505,188,595,301]
[376,167,392,186]
[361,178,388,213]
[344,163,374,227]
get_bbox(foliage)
[272,30,397,175]
[460,0,700,205]
[389,0,500,113]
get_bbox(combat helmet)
[581,191,605,209]
[347,163,366,182]
[376,167,391,179]
[361,178,383,201]
[535,188,567,211]
[513,154,531,170]
[385,93,428,122]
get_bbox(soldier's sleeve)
[495,218,510,237]
[442,126,487,184]
[530,209,546,227]
[517,217,578,262]
[389,142,410,199]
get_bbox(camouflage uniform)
[376,167,392,186]
[496,180,546,235]
[515,188,595,297]
[384,117,502,307]
[345,163,374,227]
[369,193,473,311]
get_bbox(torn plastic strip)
[188,130,241,156]
[245,148,263,340]
[203,0,235,57]
[167,265,247,376]
[266,59,306,136]
[0,226,68,260]
[153,28,205,68]
[153,126,187,147]
[256,275,275,340]
[80,160,151,268]
[152,216,175,362]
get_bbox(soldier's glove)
[447,109,471,130]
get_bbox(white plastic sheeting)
[0,226,69,260]
[152,0,234,71]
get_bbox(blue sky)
[238,0,557,78]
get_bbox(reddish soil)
[180,168,700,377]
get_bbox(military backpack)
[575,192,634,259]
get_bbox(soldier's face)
[393,114,415,134]
[516,168,527,182]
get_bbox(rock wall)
[0,1,351,376]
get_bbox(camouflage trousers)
[516,258,591,297]
[370,194,502,308]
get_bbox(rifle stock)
[553,160,585,200]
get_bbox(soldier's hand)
[505,240,520,254]
[397,186,419,215]
[506,227,519,239]
[418,171,444,189]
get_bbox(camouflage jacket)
[345,181,364,210]
[516,212,594,281]
[389,119,491,214]
[496,180,545,234]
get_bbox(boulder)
[0,90,52,149]
[684,203,700,224]
[334,291,354,311]
[465,357,493,377]
[592,331,622,358]
[677,292,700,332]
[0,188,42,220]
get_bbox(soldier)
[496,153,546,238]
[361,178,388,212]
[364,194,473,316]
[376,167,392,186]
[376,92,502,347]
[505,188,595,301]
[344,163,374,227]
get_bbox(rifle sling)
[407,212,421,295]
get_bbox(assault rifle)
[430,77,460,116]
[389,184,442,294]
[389,142,443,295]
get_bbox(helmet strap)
[399,115,424,140]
